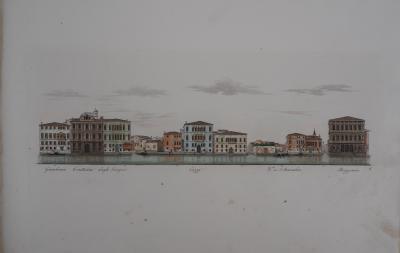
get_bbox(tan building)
[103,119,131,153]
[132,135,152,152]
[132,135,163,153]
[145,139,163,153]
[250,140,286,155]
[250,141,277,155]
[286,130,322,154]
[213,130,247,154]
[305,129,322,154]
[286,133,306,154]
[163,131,182,152]
[328,116,369,155]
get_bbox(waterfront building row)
[40,109,131,154]
[40,112,369,156]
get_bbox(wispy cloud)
[277,110,312,116]
[189,78,269,96]
[44,89,87,98]
[113,86,167,97]
[285,84,354,96]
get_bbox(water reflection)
[39,153,370,165]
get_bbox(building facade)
[70,110,104,154]
[286,133,306,154]
[213,130,247,154]
[103,119,131,153]
[328,116,369,155]
[70,109,131,154]
[132,135,152,152]
[39,122,71,154]
[250,140,279,155]
[145,140,163,152]
[287,130,322,154]
[181,121,214,153]
[304,129,322,154]
[163,131,182,152]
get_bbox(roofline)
[213,130,247,135]
[164,131,181,135]
[287,133,306,136]
[69,118,130,122]
[39,122,70,126]
[183,121,213,125]
[329,116,365,122]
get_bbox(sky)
[6,0,400,152]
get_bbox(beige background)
[2,0,400,252]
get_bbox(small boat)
[137,151,148,156]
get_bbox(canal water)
[39,153,370,165]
